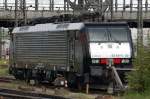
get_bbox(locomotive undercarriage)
[10,62,131,93]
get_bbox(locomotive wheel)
[14,75,24,80]
[77,81,83,91]
[14,71,25,80]
[66,73,76,88]
[77,76,83,91]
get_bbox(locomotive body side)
[9,23,87,85]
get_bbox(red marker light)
[100,58,107,64]
[113,58,122,64]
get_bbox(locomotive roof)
[85,22,128,27]
[12,22,129,34]
[12,23,84,34]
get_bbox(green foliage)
[127,45,150,92]
[0,59,8,66]
[0,66,8,76]
[0,59,9,76]
[123,90,150,99]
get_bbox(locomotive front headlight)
[92,59,99,64]
[122,59,130,63]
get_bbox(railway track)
[0,76,15,83]
[0,88,68,99]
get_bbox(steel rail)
[0,88,68,99]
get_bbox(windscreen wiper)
[106,28,121,44]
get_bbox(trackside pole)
[86,83,89,94]
[84,73,89,94]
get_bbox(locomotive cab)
[85,23,133,89]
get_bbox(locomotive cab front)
[85,23,133,88]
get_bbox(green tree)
[127,37,150,92]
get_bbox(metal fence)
[0,3,150,12]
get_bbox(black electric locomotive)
[10,22,133,90]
